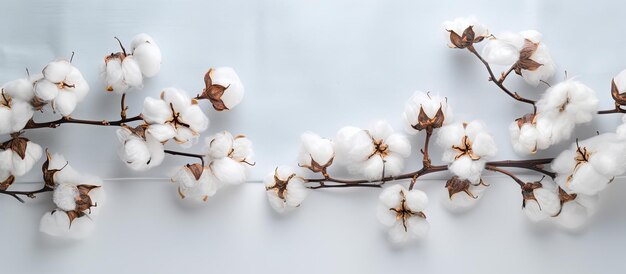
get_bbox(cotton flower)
[33,60,89,116]
[508,113,552,155]
[443,16,489,49]
[200,67,245,111]
[130,33,162,77]
[39,209,96,239]
[552,133,626,196]
[521,182,561,222]
[205,131,254,185]
[264,166,307,213]
[172,163,218,202]
[0,136,43,176]
[554,188,599,229]
[297,132,334,175]
[403,91,453,134]
[101,54,143,93]
[141,88,209,147]
[116,126,165,171]
[333,120,411,180]
[482,30,556,86]
[437,121,497,182]
[443,176,488,210]
[0,88,35,134]
[377,185,429,244]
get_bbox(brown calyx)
[266,168,296,200]
[452,135,479,160]
[448,26,485,49]
[74,184,100,213]
[2,134,30,159]
[389,190,426,232]
[185,163,205,181]
[445,176,483,199]
[521,181,543,208]
[199,68,230,111]
[42,149,68,189]
[413,104,446,131]
[516,113,537,129]
[512,39,543,75]
[611,79,626,106]
[0,175,15,191]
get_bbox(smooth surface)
[1,0,625,182]
[1,1,626,273]
[1,176,626,273]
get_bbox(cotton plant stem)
[0,186,52,203]
[24,114,143,129]
[163,150,205,166]
[597,105,626,114]
[466,45,537,113]
[485,165,525,187]
[120,93,128,119]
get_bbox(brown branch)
[164,150,205,166]
[24,114,143,129]
[467,45,537,113]
[485,165,524,187]
[597,105,626,114]
[487,158,555,179]
[120,93,128,119]
[0,186,53,203]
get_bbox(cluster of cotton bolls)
[1,59,89,134]
[101,33,162,93]
[33,59,90,116]
[377,185,429,244]
[172,131,253,202]
[116,88,209,170]
[39,152,106,239]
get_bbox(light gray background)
[1,0,626,273]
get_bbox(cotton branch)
[164,150,205,166]
[24,114,143,129]
[0,186,52,203]
[466,45,538,112]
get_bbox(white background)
[1,0,626,273]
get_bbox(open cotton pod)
[199,67,245,111]
[442,176,488,212]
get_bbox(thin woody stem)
[24,114,143,129]
[114,37,127,56]
[485,165,524,187]
[306,158,555,189]
[120,93,128,120]
[597,105,626,114]
[0,186,53,203]
[467,45,537,113]
[421,127,433,167]
[498,66,515,83]
[164,150,205,166]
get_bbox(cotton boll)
[448,156,484,182]
[3,78,34,101]
[116,128,164,171]
[521,43,556,86]
[162,88,190,113]
[231,136,253,162]
[142,97,172,124]
[39,210,95,239]
[378,184,404,208]
[368,120,394,141]
[388,217,430,244]
[537,80,598,124]
[360,155,385,180]
[385,133,411,157]
[173,166,218,202]
[481,32,525,65]
[333,126,362,162]
[264,166,308,213]
[403,91,453,134]
[8,100,35,133]
[145,124,176,142]
[345,129,374,163]
[471,132,497,158]
[616,114,626,139]
[132,38,162,77]
[53,183,78,211]
[566,164,610,196]
[209,67,245,110]
[0,107,11,134]
[65,67,89,101]
[378,185,430,243]
[376,204,398,226]
[381,154,405,177]
[102,58,126,92]
[207,131,234,159]
[10,141,43,176]
[52,90,78,116]
[180,104,209,133]
[33,79,59,101]
[443,182,487,211]
[298,132,334,168]
[436,123,465,150]
[210,157,247,185]
[523,188,560,222]
[442,17,489,48]
[405,189,428,212]
[555,201,589,229]
[121,56,143,88]
[42,60,72,83]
